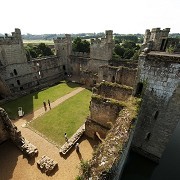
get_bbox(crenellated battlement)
[53,34,71,44]
[143,27,170,44]
[90,30,113,45]
[90,30,114,61]
[0,28,22,45]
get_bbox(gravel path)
[0,87,97,180]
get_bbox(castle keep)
[0,27,179,179]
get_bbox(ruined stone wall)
[89,102,140,180]
[89,95,123,129]
[54,34,72,73]
[98,66,137,87]
[94,82,133,101]
[70,54,89,76]
[88,59,109,73]
[0,29,26,66]
[90,30,114,61]
[143,28,170,51]
[1,56,64,94]
[0,44,27,65]
[85,118,109,139]
[0,118,9,143]
[80,71,98,87]
[132,52,180,161]
[116,67,137,87]
[109,60,138,69]
[0,75,11,98]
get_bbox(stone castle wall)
[94,82,133,101]
[0,118,9,143]
[85,118,109,139]
[109,60,138,69]
[132,52,180,161]
[90,30,114,61]
[1,56,64,94]
[89,96,123,129]
[98,66,137,87]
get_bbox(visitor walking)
[64,133,68,142]
[75,143,80,153]
[48,99,51,109]
[43,100,47,111]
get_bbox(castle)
[0,27,180,179]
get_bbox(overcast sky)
[1,0,179,34]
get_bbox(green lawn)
[29,89,92,146]
[1,81,79,119]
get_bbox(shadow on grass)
[0,80,84,120]
[0,91,38,120]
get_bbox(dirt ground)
[0,87,98,180]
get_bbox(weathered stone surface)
[21,139,38,157]
[37,155,58,175]
[133,53,180,161]
[0,107,38,157]
[94,81,133,101]
[59,124,85,155]
[89,96,123,129]
[98,65,137,87]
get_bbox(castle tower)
[89,30,115,72]
[105,30,113,43]
[143,28,171,51]
[132,51,180,162]
[143,29,151,44]
[54,34,72,73]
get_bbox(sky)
[0,0,180,35]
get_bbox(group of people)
[43,99,51,111]
[64,133,80,153]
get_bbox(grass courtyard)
[1,81,79,119]
[29,89,92,146]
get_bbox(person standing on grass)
[43,100,47,111]
[48,99,51,109]
[64,133,68,142]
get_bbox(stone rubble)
[37,155,58,175]
[59,124,85,155]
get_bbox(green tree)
[25,43,53,59]
[122,41,137,49]
[123,49,134,59]
[114,45,125,58]
[72,37,90,53]
[37,43,54,57]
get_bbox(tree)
[25,43,53,59]
[72,37,90,53]
[37,43,53,56]
[114,45,125,58]
[122,41,137,49]
[123,49,134,59]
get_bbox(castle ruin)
[0,27,180,179]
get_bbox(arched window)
[154,111,159,120]
[14,69,18,75]
[63,65,66,70]
[135,82,143,96]
[17,80,20,85]
[112,76,115,83]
